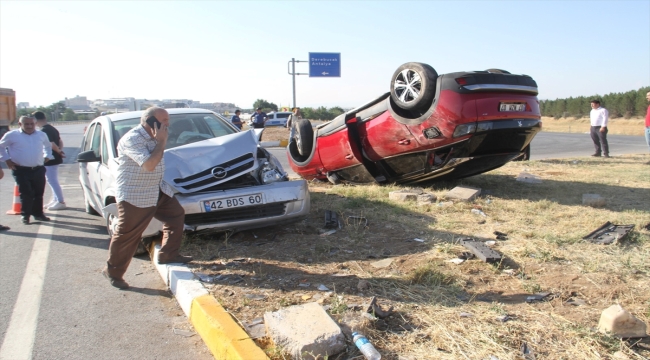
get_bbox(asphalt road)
[1,123,647,360]
[0,124,211,360]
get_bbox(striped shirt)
[115,125,174,208]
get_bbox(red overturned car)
[287,62,541,184]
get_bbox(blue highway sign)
[309,52,341,77]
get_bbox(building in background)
[65,95,91,111]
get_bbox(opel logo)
[211,167,227,179]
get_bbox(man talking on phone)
[103,107,192,289]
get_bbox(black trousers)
[12,166,47,219]
[590,126,609,155]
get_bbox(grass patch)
[185,154,650,359]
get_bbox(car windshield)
[112,113,237,151]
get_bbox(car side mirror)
[77,150,101,163]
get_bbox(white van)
[265,111,292,127]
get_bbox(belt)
[15,165,44,170]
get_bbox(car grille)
[184,203,287,225]
[173,153,255,191]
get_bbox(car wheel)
[106,211,118,237]
[390,62,438,111]
[293,119,313,156]
[486,68,511,74]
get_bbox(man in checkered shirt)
[102,107,192,289]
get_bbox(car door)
[98,128,115,205]
[85,123,104,210]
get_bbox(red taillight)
[525,103,531,111]
[455,78,467,85]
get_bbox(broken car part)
[583,222,635,245]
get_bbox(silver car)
[77,108,310,242]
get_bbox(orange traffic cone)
[6,183,21,215]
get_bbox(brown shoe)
[603,154,610,158]
[102,268,129,289]
[591,153,601,157]
[158,255,193,265]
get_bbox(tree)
[62,108,77,121]
[252,99,278,113]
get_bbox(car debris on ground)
[583,222,635,245]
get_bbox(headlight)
[452,123,477,138]
[261,161,285,184]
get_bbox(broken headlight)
[260,156,286,184]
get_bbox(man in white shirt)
[103,107,192,290]
[589,99,609,157]
[0,116,53,224]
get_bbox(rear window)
[112,113,238,151]
[276,113,291,119]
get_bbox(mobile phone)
[146,116,161,129]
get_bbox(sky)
[1,0,649,109]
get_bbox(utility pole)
[287,58,308,109]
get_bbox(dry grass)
[541,116,646,136]
[182,154,650,360]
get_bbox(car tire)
[486,68,511,74]
[293,119,313,156]
[390,62,438,111]
[83,188,100,216]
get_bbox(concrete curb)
[150,242,269,360]
[260,139,288,148]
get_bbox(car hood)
[163,129,262,194]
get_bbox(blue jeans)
[45,164,64,203]
[645,126,650,152]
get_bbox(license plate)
[203,194,264,212]
[499,103,526,112]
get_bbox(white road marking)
[0,222,55,360]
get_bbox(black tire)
[293,119,313,156]
[486,68,511,74]
[85,197,100,216]
[390,62,438,111]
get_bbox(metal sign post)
[288,53,341,109]
[287,58,308,109]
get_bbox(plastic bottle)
[352,332,381,360]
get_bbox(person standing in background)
[34,111,67,210]
[644,91,650,155]
[286,107,302,129]
[231,109,243,130]
[589,99,610,158]
[251,107,268,129]
[0,116,53,224]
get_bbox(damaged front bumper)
[177,179,310,232]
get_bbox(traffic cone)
[6,183,21,215]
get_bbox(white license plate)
[499,103,526,112]
[203,194,264,212]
